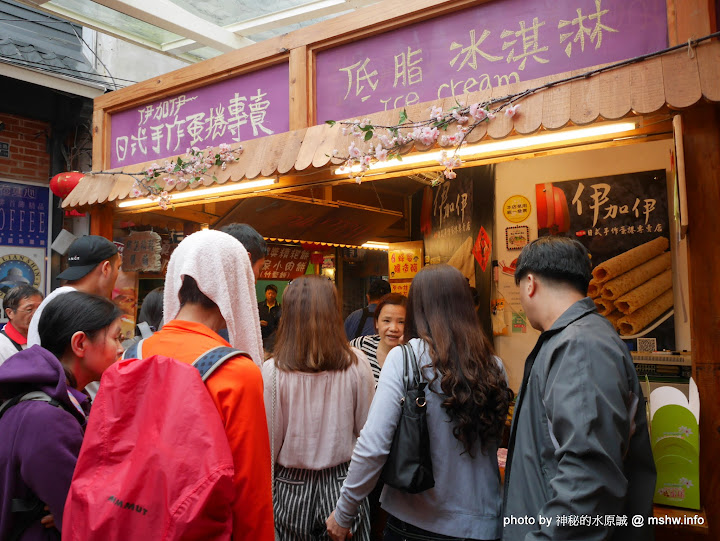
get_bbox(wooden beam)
[667,0,715,46]
[91,108,105,171]
[682,102,720,539]
[289,46,309,130]
[89,204,114,239]
[116,205,220,224]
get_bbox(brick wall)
[0,114,51,183]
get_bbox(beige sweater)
[262,348,375,470]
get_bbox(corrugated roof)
[63,39,720,209]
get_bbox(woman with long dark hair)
[263,275,375,540]
[0,292,123,541]
[327,264,513,541]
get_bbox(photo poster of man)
[420,165,495,336]
[536,169,674,350]
[0,248,46,324]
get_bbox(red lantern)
[50,172,84,199]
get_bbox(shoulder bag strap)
[192,346,247,382]
[1,329,23,352]
[122,339,143,360]
[353,307,371,340]
[271,361,277,506]
[406,344,422,389]
[401,344,411,392]
[0,391,59,421]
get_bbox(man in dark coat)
[503,237,655,541]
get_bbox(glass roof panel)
[31,0,380,63]
[49,0,185,44]
[184,45,222,61]
[169,0,314,26]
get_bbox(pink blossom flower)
[452,111,469,124]
[505,104,520,118]
[164,177,176,188]
[355,176,362,184]
[348,141,362,159]
[438,151,463,172]
[429,105,444,121]
[130,187,143,198]
[375,144,388,162]
[469,104,487,122]
[443,169,457,179]
[411,126,439,146]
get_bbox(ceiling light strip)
[335,121,638,175]
[117,177,277,208]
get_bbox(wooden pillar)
[664,2,719,537]
[681,102,720,538]
[289,46,309,130]
[89,204,114,240]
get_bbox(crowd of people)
[0,227,656,541]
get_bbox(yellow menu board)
[388,241,423,280]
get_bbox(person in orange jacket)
[141,229,273,541]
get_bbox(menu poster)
[388,241,423,281]
[122,231,162,272]
[112,271,139,340]
[260,244,310,281]
[419,165,495,337]
[0,247,46,322]
[423,174,473,270]
[391,281,412,297]
[537,170,674,349]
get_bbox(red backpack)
[62,353,237,540]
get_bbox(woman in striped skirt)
[262,275,375,540]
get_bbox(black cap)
[57,235,118,281]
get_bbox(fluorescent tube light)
[335,121,638,175]
[117,177,278,208]
[362,241,389,250]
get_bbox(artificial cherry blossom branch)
[89,144,242,209]
[327,98,521,184]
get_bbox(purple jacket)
[0,346,90,541]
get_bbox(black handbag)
[381,343,435,494]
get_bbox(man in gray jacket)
[503,237,655,541]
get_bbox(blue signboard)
[0,181,50,247]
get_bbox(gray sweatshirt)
[334,338,503,540]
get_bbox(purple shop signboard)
[110,63,290,168]
[316,0,668,122]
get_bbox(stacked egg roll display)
[588,237,674,336]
